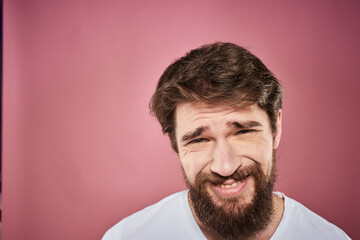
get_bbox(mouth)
[209,175,251,198]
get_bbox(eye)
[187,138,208,145]
[235,129,256,135]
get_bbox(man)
[102,43,350,240]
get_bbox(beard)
[184,154,277,240]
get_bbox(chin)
[206,181,256,214]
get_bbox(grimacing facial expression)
[175,102,282,208]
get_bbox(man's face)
[174,102,282,239]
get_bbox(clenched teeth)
[220,182,239,188]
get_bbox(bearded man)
[102,42,350,240]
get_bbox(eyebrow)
[180,121,262,143]
[228,121,263,129]
[181,126,209,142]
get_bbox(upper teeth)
[220,182,238,188]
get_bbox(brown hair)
[150,42,283,152]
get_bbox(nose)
[210,139,241,177]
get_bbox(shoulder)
[272,192,351,240]
[102,190,204,240]
[123,190,187,226]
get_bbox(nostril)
[210,162,241,178]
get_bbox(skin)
[174,102,284,239]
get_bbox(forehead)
[174,102,270,129]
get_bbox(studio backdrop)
[3,0,360,239]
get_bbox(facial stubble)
[184,154,277,240]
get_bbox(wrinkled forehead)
[175,100,256,116]
[174,101,270,131]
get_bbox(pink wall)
[3,0,360,239]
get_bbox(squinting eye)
[235,129,255,135]
[187,138,208,145]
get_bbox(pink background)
[3,0,360,239]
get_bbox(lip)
[209,176,250,198]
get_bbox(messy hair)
[150,42,283,152]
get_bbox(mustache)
[196,164,259,185]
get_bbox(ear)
[167,133,179,157]
[274,109,282,149]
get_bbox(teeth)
[220,182,238,188]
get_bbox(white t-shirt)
[102,190,351,240]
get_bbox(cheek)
[232,138,273,169]
[253,144,273,175]
[180,150,212,184]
